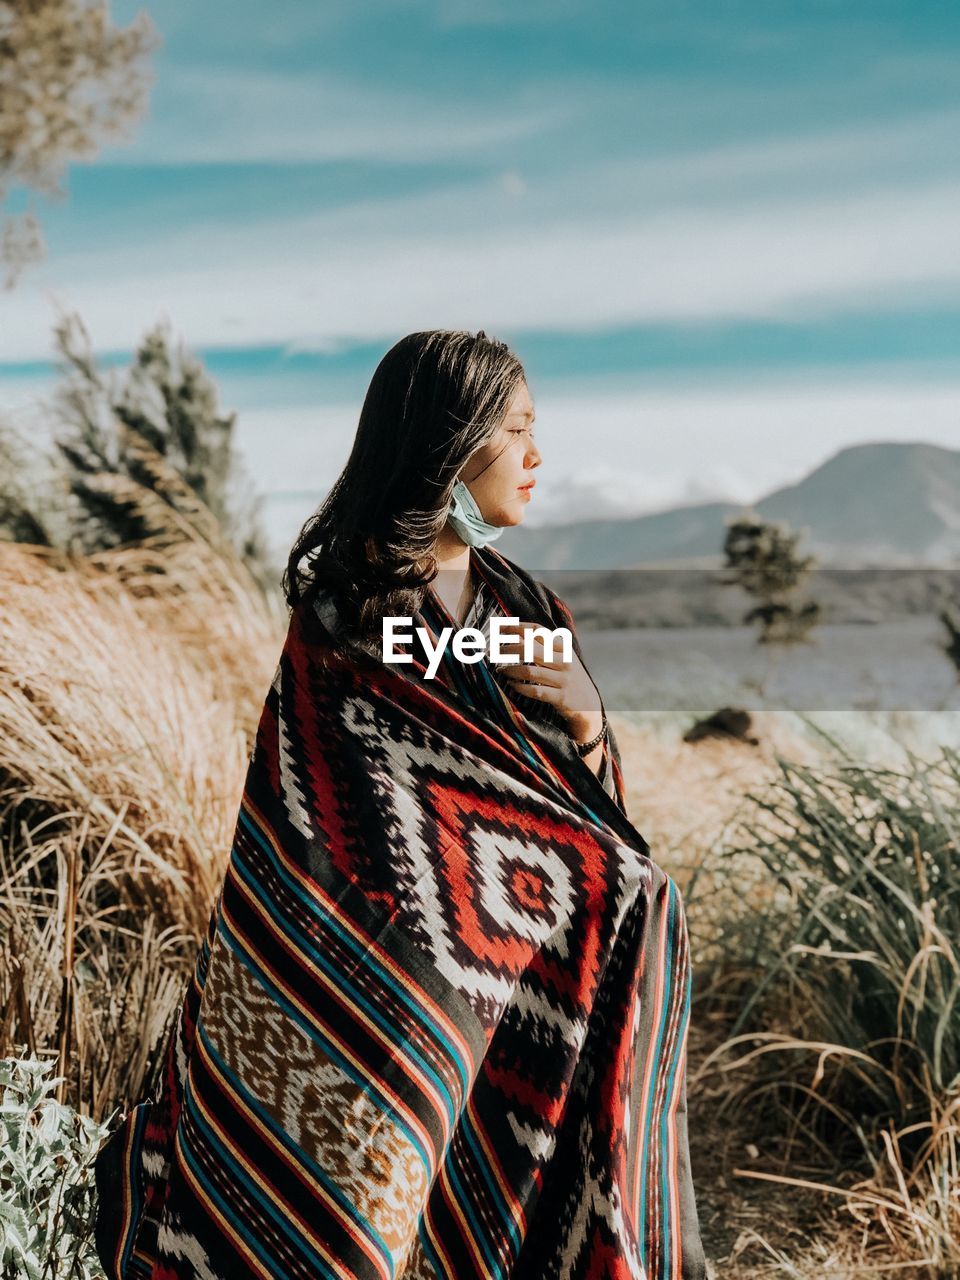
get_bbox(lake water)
[577,615,959,714]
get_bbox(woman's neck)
[433,524,471,570]
[431,527,475,625]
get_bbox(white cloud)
[579,106,960,209]
[4,100,960,366]
[3,169,959,364]
[99,65,567,166]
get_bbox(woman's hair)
[283,328,526,659]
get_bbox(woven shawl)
[94,545,707,1280]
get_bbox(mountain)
[496,441,960,569]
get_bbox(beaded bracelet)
[572,715,607,758]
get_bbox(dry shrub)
[0,541,285,1116]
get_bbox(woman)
[94,329,707,1280]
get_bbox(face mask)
[446,479,504,547]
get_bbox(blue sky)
[1,0,959,551]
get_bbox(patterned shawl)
[94,545,707,1280]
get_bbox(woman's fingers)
[502,663,563,687]
[504,679,562,703]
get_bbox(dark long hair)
[283,329,526,659]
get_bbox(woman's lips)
[517,482,535,492]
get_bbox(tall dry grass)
[0,538,285,1118]
[690,743,960,1273]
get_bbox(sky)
[1,0,959,554]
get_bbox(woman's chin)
[496,509,527,528]
[496,496,533,526]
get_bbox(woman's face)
[460,380,541,527]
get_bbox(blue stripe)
[118,1103,149,1276]
[638,878,676,1267]
[659,890,690,1277]
[458,1107,523,1257]
[443,1153,505,1276]
[195,1017,396,1276]
[231,826,460,1132]
[237,804,473,1103]
[216,909,435,1174]
[179,1063,339,1280]
[473,659,544,772]
[416,1213,450,1279]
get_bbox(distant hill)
[497,441,960,569]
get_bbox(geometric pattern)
[93,544,708,1279]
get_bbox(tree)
[721,511,822,697]
[0,0,159,288]
[0,310,276,595]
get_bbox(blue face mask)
[446,479,504,547]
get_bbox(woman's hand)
[493,619,604,753]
